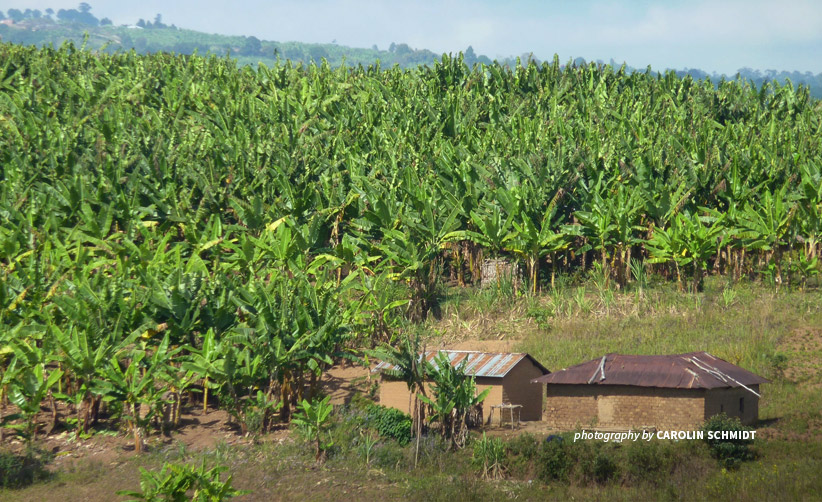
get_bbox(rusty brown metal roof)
[530,352,769,390]
[374,350,550,379]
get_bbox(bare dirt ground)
[0,405,282,471]
[779,327,822,385]
[321,364,373,405]
[443,339,522,353]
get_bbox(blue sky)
[5,0,821,74]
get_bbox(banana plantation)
[1,42,821,449]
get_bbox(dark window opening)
[739,397,744,413]
[720,404,724,413]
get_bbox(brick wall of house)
[543,385,707,430]
[704,385,760,425]
[501,360,545,421]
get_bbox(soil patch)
[320,364,374,405]
[442,339,523,353]
[778,328,822,384]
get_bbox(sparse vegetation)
[0,448,52,489]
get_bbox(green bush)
[624,440,674,484]
[536,438,570,482]
[701,413,755,469]
[592,451,619,484]
[364,403,412,446]
[569,441,620,485]
[505,433,540,478]
[0,448,51,488]
[507,432,539,458]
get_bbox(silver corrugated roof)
[374,350,549,378]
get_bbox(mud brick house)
[532,352,769,430]
[374,351,550,423]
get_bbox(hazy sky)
[5,0,822,74]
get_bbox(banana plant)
[211,343,267,435]
[678,211,727,292]
[292,396,334,461]
[445,205,514,258]
[575,175,619,286]
[355,270,410,344]
[51,324,138,438]
[182,329,223,413]
[97,335,179,453]
[646,215,690,290]
[647,211,726,291]
[507,204,570,294]
[736,185,796,283]
[418,352,491,450]
[0,354,19,442]
[797,163,822,262]
[7,362,62,443]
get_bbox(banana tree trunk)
[693,262,704,293]
[48,392,58,436]
[601,248,610,288]
[91,395,101,425]
[131,403,144,453]
[203,377,208,413]
[625,246,632,287]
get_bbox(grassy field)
[2,278,822,501]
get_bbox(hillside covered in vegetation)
[0,4,483,69]
[2,4,822,98]
[2,38,822,442]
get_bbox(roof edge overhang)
[374,350,551,379]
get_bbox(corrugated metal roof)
[530,352,769,390]
[374,350,549,378]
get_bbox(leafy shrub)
[536,437,570,482]
[701,413,755,469]
[526,305,553,330]
[766,352,788,379]
[505,433,540,478]
[471,433,507,480]
[364,403,412,446]
[572,441,619,485]
[624,440,674,484]
[0,448,52,488]
[592,451,619,483]
[117,461,247,501]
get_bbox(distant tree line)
[0,3,111,27]
[0,6,819,97]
